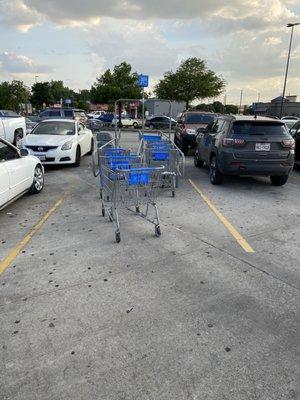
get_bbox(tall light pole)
[279,23,300,118]
[239,89,243,114]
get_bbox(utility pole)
[279,23,300,118]
[239,89,243,114]
[35,75,39,84]
[257,92,260,102]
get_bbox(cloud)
[0,0,42,32]
[86,19,179,79]
[0,0,297,33]
[0,52,52,76]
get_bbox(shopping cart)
[100,158,164,243]
[138,131,185,197]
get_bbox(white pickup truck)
[0,111,26,145]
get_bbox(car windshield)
[186,114,215,124]
[232,121,288,136]
[1,110,19,117]
[32,121,75,135]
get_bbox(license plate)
[34,154,46,161]
[255,143,270,151]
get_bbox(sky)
[0,0,299,105]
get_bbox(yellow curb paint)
[0,192,68,275]
[189,179,254,253]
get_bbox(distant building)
[145,99,186,118]
[252,95,300,118]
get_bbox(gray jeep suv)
[194,115,295,185]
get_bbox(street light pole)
[279,23,300,119]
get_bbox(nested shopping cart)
[138,131,185,197]
[93,140,164,243]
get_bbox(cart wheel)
[109,213,113,222]
[100,190,103,199]
[102,207,105,217]
[172,190,175,197]
[155,225,161,237]
[115,232,121,243]
[135,206,140,213]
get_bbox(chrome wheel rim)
[34,167,44,191]
[210,159,216,179]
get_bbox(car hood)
[23,134,74,146]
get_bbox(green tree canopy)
[0,80,30,111]
[155,58,226,109]
[31,80,73,109]
[90,62,142,104]
[194,102,238,114]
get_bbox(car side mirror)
[20,148,29,157]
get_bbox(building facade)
[252,96,300,118]
[145,99,186,118]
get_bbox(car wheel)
[87,138,94,155]
[270,175,289,186]
[133,122,138,128]
[181,140,188,156]
[209,155,223,185]
[149,124,154,129]
[194,151,204,168]
[30,165,44,194]
[74,146,81,167]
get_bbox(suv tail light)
[222,138,246,147]
[281,139,295,149]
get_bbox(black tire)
[270,175,289,186]
[74,147,81,167]
[209,155,223,185]
[87,138,94,155]
[101,206,105,217]
[149,124,154,129]
[181,141,188,156]
[133,122,138,128]
[29,165,44,194]
[14,130,23,147]
[194,151,204,168]
[155,225,161,237]
[172,190,175,197]
[115,232,121,243]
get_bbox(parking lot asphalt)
[0,130,299,400]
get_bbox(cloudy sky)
[0,0,299,105]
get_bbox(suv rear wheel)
[194,150,204,168]
[210,155,223,185]
[270,175,289,186]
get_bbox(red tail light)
[222,138,246,147]
[281,139,295,149]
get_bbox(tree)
[155,58,226,109]
[90,62,142,105]
[0,80,30,111]
[224,104,238,114]
[31,82,53,109]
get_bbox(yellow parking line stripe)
[189,179,254,253]
[0,192,68,275]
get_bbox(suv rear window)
[232,121,288,136]
[186,113,215,124]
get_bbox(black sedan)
[145,116,176,130]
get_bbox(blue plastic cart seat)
[143,135,162,142]
[152,152,169,161]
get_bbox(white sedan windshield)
[32,121,75,135]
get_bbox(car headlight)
[186,129,196,135]
[61,140,73,151]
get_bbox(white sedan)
[22,119,94,166]
[0,138,44,211]
[111,117,141,128]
